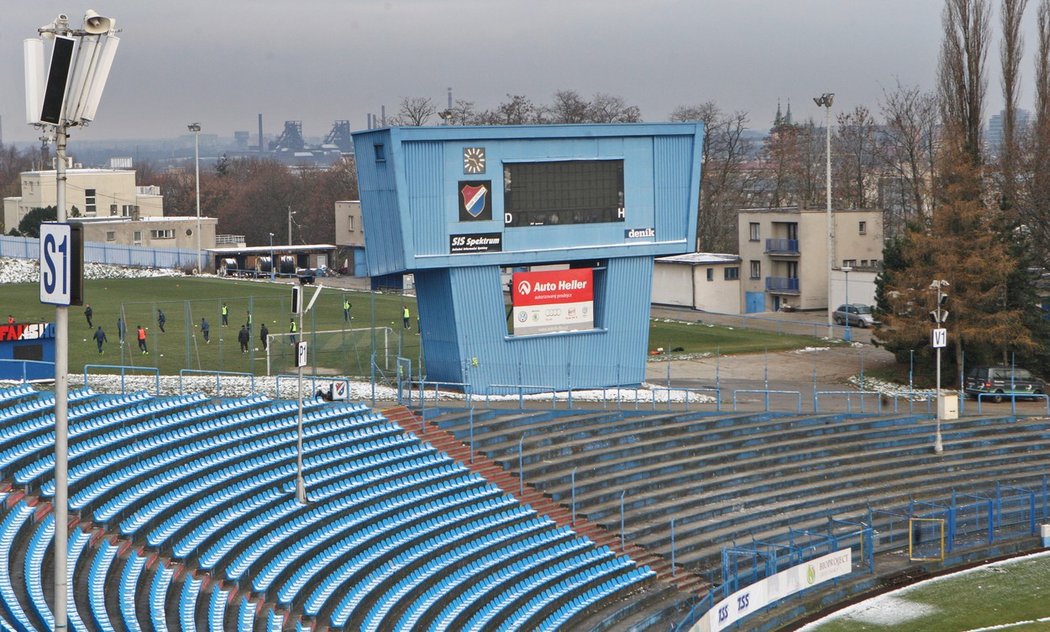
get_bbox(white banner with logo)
[693,548,852,632]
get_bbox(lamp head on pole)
[188,122,201,133]
[813,93,835,108]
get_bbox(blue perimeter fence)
[0,235,197,269]
[673,476,1049,631]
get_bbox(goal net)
[908,517,945,562]
[265,327,396,377]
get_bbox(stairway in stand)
[382,406,707,595]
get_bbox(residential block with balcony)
[737,207,883,313]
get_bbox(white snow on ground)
[2,375,718,406]
[798,551,1050,630]
[0,256,185,284]
[792,346,832,354]
[848,375,949,402]
[824,594,939,627]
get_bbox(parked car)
[964,366,1046,402]
[833,304,877,328]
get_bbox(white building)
[3,167,163,232]
[652,253,742,314]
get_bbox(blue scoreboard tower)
[352,123,704,393]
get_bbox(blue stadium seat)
[149,563,174,632]
[0,499,37,630]
[119,553,147,632]
[208,586,228,632]
[88,539,119,632]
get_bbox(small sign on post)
[295,340,308,368]
[291,286,303,314]
[39,222,83,306]
[932,328,947,349]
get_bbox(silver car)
[833,304,876,328]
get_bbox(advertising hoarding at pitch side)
[511,268,593,336]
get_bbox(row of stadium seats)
[351,512,549,628]
[0,387,655,630]
[434,407,1050,591]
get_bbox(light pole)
[814,93,835,339]
[25,11,120,631]
[269,232,275,281]
[842,265,852,342]
[287,206,294,245]
[188,122,201,273]
[295,284,323,504]
[930,279,950,454]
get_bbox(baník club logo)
[458,180,492,221]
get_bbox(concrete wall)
[653,261,741,313]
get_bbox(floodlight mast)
[25,11,118,632]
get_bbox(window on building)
[706,268,714,281]
[858,221,867,235]
[150,229,175,239]
[110,204,118,216]
[750,260,761,279]
[85,189,96,216]
[843,259,857,268]
[749,222,760,241]
[724,267,740,281]
[122,205,135,217]
[133,231,142,244]
[105,231,115,242]
[374,144,386,162]
[861,259,869,267]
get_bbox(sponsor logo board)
[0,323,56,342]
[450,232,502,254]
[511,268,593,336]
[695,548,852,632]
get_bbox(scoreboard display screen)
[503,159,624,227]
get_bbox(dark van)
[963,366,1045,402]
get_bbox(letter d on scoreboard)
[39,222,83,306]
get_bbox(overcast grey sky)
[0,1,1041,144]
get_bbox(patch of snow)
[5,373,719,406]
[792,346,831,354]
[799,550,1050,631]
[0,256,186,285]
[802,594,937,628]
[848,375,953,402]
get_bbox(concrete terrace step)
[384,406,707,600]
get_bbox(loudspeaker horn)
[82,10,113,34]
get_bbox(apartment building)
[3,167,163,232]
[737,207,883,313]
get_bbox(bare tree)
[587,93,642,123]
[998,0,1029,215]
[877,82,939,233]
[671,103,754,251]
[440,99,482,125]
[548,90,591,123]
[395,96,437,126]
[938,0,992,167]
[478,94,544,125]
[833,106,878,209]
[1017,0,1050,264]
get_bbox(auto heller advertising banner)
[511,268,594,336]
